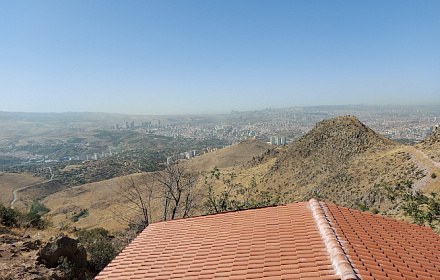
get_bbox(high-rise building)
[280,136,286,145]
[277,137,282,145]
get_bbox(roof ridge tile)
[309,198,358,280]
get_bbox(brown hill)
[267,116,397,179]
[41,175,141,232]
[0,172,43,207]
[242,116,424,212]
[284,115,395,162]
[189,138,271,171]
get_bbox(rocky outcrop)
[420,125,440,146]
[37,235,87,279]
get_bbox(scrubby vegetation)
[0,203,51,229]
[30,199,50,215]
[382,180,440,233]
[203,167,283,214]
[75,228,119,273]
[401,190,440,233]
[71,209,89,222]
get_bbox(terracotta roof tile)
[96,199,440,279]
[323,202,440,280]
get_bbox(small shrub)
[0,204,20,227]
[58,220,72,231]
[76,228,109,242]
[71,209,89,222]
[76,228,118,273]
[87,238,117,272]
[431,173,437,179]
[370,208,379,215]
[59,256,78,279]
[357,203,368,212]
[30,200,50,215]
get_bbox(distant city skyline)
[1,1,439,115]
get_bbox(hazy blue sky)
[1,1,439,115]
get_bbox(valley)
[1,113,438,232]
[1,108,439,279]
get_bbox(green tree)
[76,228,118,273]
[0,204,20,227]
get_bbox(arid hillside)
[233,116,431,216]
[0,172,43,206]
[40,139,271,232]
[41,174,147,232]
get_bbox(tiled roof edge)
[149,203,297,225]
[309,198,358,280]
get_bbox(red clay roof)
[96,199,440,279]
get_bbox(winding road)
[10,167,54,209]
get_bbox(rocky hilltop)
[282,115,395,165]
[256,116,422,211]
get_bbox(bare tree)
[158,160,200,220]
[111,160,201,232]
[111,173,157,233]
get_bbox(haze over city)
[1,1,439,115]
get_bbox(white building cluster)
[270,136,286,146]
[166,150,197,165]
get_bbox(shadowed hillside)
[419,125,440,146]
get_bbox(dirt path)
[402,146,440,192]
[10,167,54,208]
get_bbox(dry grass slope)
[0,172,43,206]
[41,140,271,231]
[189,138,271,171]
